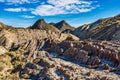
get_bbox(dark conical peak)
[34,18,47,26]
[39,18,45,21]
[54,20,75,32]
[58,20,71,26]
[55,20,69,27]
[30,18,47,29]
[30,19,60,32]
[36,18,46,24]
[60,20,68,24]
[61,20,66,23]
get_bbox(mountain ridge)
[1,14,120,40]
[53,20,75,32]
[0,14,120,79]
[72,14,120,40]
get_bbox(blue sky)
[0,0,120,28]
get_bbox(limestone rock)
[0,46,8,55]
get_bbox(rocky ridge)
[0,16,120,80]
[72,14,120,40]
[1,39,120,80]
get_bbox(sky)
[0,0,120,28]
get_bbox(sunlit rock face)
[0,15,120,80]
[47,40,120,66]
[0,26,120,79]
[72,14,120,40]
[0,46,8,55]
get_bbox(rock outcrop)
[46,40,120,68]
[0,46,8,55]
[0,16,120,80]
[1,50,120,80]
[72,14,120,40]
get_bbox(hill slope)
[0,22,13,29]
[72,14,120,40]
[53,20,75,32]
[0,17,120,80]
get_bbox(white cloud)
[0,0,39,4]
[22,15,35,18]
[32,0,96,16]
[1,0,98,16]
[47,0,92,7]
[7,0,29,5]
[47,0,80,7]
[4,8,27,12]
[32,5,66,16]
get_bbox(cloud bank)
[0,0,39,4]
[32,0,95,16]
[4,8,28,12]
[1,0,98,16]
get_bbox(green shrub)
[21,73,30,79]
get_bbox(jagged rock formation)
[0,28,79,55]
[46,39,120,66]
[0,16,120,80]
[29,19,60,33]
[52,20,75,33]
[1,50,120,80]
[0,22,79,79]
[72,14,120,40]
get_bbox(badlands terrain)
[0,14,120,80]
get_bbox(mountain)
[0,22,13,29]
[0,23,120,79]
[0,22,6,28]
[72,14,120,40]
[0,16,120,79]
[53,20,75,33]
[29,19,60,33]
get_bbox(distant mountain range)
[0,14,120,40]
[29,19,74,33]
